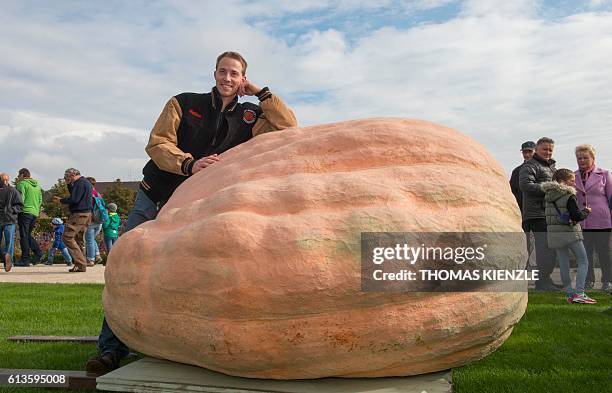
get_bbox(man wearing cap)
[0,172,23,272]
[510,141,536,212]
[86,50,298,375]
[510,142,536,269]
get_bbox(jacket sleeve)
[509,168,521,207]
[567,196,590,222]
[15,181,24,196]
[519,164,544,196]
[605,170,612,210]
[60,182,83,205]
[252,94,298,137]
[145,97,194,176]
[11,188,23,215]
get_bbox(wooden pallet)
[8,335,98,344]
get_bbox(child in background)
[543,169,596,304]
[46,218,73,266]
[102,203,120,255]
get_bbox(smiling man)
[86,51,297,374]
[141,51,297,206]
[519,137,558,291]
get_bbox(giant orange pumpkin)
[104,118,527,379]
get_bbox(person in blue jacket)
[46,218,73,266]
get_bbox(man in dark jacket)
[53,168,93,273]
[86,50,298,375]
[519,137,558,290]
[509,141,535,267]
[510,141,536,212]
[0,172,23,272]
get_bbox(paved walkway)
[0,264,105,284]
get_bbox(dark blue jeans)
[98,190,159,358]
[18,213,41,263]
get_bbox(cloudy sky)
[1,0,611,189]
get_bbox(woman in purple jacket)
[574,144,612,290]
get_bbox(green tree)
[103,179,137,216]
[42,178,70,219]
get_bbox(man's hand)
[237,79,261,97]
[52,196,61,204]
[192,154,220,174]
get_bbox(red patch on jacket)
[243,109,256,124]
[189,109,203,119]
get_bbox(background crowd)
[509,140,612,303]
[0,168,123,272]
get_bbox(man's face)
[521,149,534,161]
[536,142,554,161]
[1,176,8,185]
[64,173,75,184]
[214,57,245,98]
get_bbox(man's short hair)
[64,168,80,177]
[18,168,30,177]
[536,137,554,146]
[0,172,9,184]
[216,51,248,75]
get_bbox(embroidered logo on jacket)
[189,109,203,119]
[243,109,256,124]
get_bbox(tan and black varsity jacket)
[140,86,297,204]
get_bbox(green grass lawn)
[0,284,610,392]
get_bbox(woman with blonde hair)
[574,144,612,290]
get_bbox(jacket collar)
[575,167,605,191]
[211,87,238,112]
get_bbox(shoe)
[68,266,86,273]
[15,259,32,267]
[32,252,43,264]
[3,254,11,272]
[585,281,595,290]
[44,261,53,266]
[94,255,102,264]
[601,282,611,291]
[566,294,575,304]
[571,293,597,304]
[86,352,120,375]
[87,261,95,267]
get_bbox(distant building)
[94,180,140,195]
